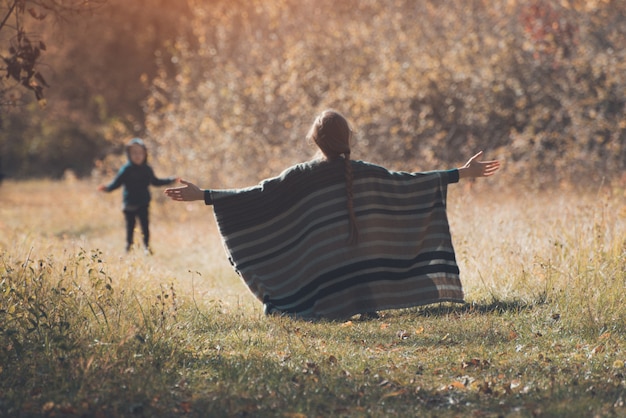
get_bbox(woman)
[165,110,500,319]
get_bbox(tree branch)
[0,0,20,33]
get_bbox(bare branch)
[0,0,20,33]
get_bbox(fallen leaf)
[59,404,77,414]
[449,381,465,390]
[42,402,55,414]
[180,402,191,413]
[462,358,489,369]
[592,345,605,355]
[478,381,493,394]
[396,330,410,339]
[381,389,407,398]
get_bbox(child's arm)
[457,151,500,179]
[97,166,127,192]
[148,166,179,186]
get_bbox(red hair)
[307,110,358,243]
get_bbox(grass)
[1,178,625,417]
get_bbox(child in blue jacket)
[98,138,177,253]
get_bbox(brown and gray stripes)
[211,159,464,319]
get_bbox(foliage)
[0,179,625,416]
[1,244,626,417]
[143,0,626,188]
[0,101,111,177]
[0,0,106,105]
[0,247,193,416]
[0,0,194,179]
[1,0,625,184]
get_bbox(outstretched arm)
[164,179,205,201]
[457,151,501,179]
[97,166,127,192]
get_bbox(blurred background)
[1,0,624,189]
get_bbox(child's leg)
[137,205,150,248]
[123,210,136,251]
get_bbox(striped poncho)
[210,159,463,319]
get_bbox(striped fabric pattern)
[211,159,463,319]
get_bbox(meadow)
[1,177,625,417]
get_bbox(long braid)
[344,151,358,244]
[308,109,359,244]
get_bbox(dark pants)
[123,205,149,250]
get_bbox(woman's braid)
[344,151,358,244]
[308,109,359,244]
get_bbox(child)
[165,110,500,319]
[98,138,177,253]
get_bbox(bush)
[144,0,626,189]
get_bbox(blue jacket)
[104,138,176,210]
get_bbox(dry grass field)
[1,177,625,417]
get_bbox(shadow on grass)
[425,299,534,315]
[335,298,545,323]
[379,297,546,320]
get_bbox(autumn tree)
[0,0,107,106]
[0,0,194,178]
[1,0,624,186]
[144,0,625,189]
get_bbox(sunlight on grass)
[1,179,625,417]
